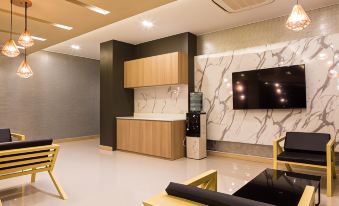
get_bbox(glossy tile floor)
[0,139,338,206]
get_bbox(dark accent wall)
[100,40,135,149]
[0,51,100,140]
[100,32,197,149]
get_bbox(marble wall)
[134,85,188,114]
[195,33,339,149]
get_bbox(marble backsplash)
[134,85,188,114]
[195,33,339,149]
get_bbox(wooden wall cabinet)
[124,52,188,88]
[117,119,185,160]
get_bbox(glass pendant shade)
[2,39,20,57]
[17,59,33,78]
[286,4,311,31]
[18,30,34,47]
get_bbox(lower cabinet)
[117,119,185,160]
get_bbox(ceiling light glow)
[71,45,80,50]
[53,24,73,30]
[142,20,154,28]
[32,36,46,41]
[88,6,110,15]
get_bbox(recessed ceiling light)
[53,23,73,30]
[32,36,46,41]
[142,20,154,28]
[71,45,80,50]
[88,6,110,15]
[65,0,110,15]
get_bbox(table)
[233,168,321,206]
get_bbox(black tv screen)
[232,65,306,109]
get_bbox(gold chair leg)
[31,169,37,183]
[48,171,67,200]
[327,164,333,197]
[0,199,2,206]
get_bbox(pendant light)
[18,1,34,47]
[17,47,33,78]
[2,0,20,57]
[286,0,311,31]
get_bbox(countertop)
[116,113,186,122]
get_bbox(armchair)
[273,132,336,197]
[0,139,67,201]
[143,170,315,206]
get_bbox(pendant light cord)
[10,0,13,39]
[25,2,27,30]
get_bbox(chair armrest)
[184,170,217,191]
[298,185,315,206]
[273,136,285,144]
[273,136,285,158]
[11,133,26,141]
[327,137,335,150]
[143,170,217,206]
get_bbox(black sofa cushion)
[0,128,12,143]
[284,132,330,154]
[166,182,274,206]
[277,151,327,166]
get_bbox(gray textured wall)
[0,51,99,140]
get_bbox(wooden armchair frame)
[0,144,67,201]
[143,170,217,206]
[273,136,336,197]
[143,170,315,206]
[10,133,26,141]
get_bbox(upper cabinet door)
[124,52,188,88]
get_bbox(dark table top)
[233,168,321,206]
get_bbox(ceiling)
[46,0,339,60]
[5,0,338,60]
[0,0,175,54]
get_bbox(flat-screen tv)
[232,65,306,110]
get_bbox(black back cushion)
[284,132,330,153]
[0,139,53,151]
[0,128,12,143]
[166,182,273,206]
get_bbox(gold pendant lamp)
[17,47,33,78]
[18,1,34,47]
[2,0,20,57]
[286,0,311,31]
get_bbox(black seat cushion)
[166,182,274,206]
[0,139,53,171]
[284,132,330,154]
[0,128,12,143]
[0,139,53,151]
[277,151,327,166]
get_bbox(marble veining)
[195,33,339,149]
[134,85,188,114]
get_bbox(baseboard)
[99,145,113,151]
[208,150,339,173]
[53,135,99,143]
